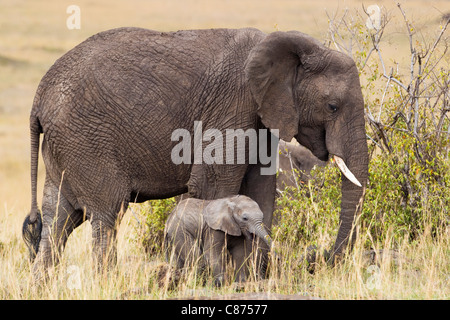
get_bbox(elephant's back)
[33,26,265,162]
[33,27,265,123]
[166,198,207,236]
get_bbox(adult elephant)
[23,27,368,276]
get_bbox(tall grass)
[1,202,448,299]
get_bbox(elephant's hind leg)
[32,176,84,281]
[90,218,119,271]
[89,201,128,272]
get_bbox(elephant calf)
[164,195,271,286]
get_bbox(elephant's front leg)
[228,237,250,283]
[239,164,277,279]
[203,230,228,287]
[239,164,277,230]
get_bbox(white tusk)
[333,155,362,187]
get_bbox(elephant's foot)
[156,263,182,290]
[213,275,225,287]
[301,245,336,273]
[30,238,64,284]
[91,220,118,273]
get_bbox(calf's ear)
[204,198,241,236]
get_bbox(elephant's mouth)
[316,150,330,162]
[326,141,363,187]
[242,229,253,240]
[295,127,329,162]
[332,155,362,187]
[296,127,362,188]
[302,146,361,187]
[325,147,363,187]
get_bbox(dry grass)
[0,0,448,299]
[1,208,448,299]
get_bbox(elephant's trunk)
[330,117,368,262]
[252,222,272,249]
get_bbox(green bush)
[138,198,177,255]
[363,143,450,244]
[273,165,341,248]
[274,146,449,251]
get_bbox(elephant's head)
[245,31,369,261]
[204,195,271,248]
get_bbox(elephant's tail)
[22,210,42,262]
[23,114,43,261]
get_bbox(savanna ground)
[0,0,449,299]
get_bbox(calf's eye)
[328,104,338,113]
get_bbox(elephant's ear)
[245,31,325,141]
[204,198,241,236]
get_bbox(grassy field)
[0,0,449,299]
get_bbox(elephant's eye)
[242,215,249,221]
[328,104,338,113]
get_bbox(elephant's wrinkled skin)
[23,27,368,277]
[164,195,271,286]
